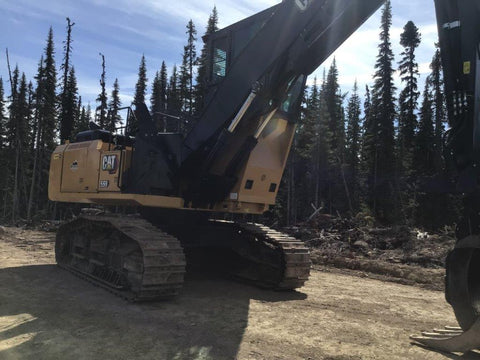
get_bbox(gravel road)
[0,227,478,360]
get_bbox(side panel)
[60,142,101,193]
[236,116,295,205]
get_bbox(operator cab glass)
[208,6,276,86]
[281,75,306,115]
[211,37,228,83]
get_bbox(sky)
[0,0,438,110]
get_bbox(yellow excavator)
[49,0,480,353]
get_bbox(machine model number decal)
[102,155,118,174]
[295,0,311,11]
[99,180,109,188]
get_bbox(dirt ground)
[1,227,479,360]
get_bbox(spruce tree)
[159,61,168,109]
[9,72,31,220]
[414,83,435,176]
[345,81,362,209]
[296,79,319,160]
[167,65,181,131]
[74,101,90,134]
[0,78,6,149]
[316,77,335,212]
[130,55,147,135]
[324,58,345,160]
[27,81,35,151]
[324,59,347,212]
[366,0,396,222]
[134,55,148,105]
[41,27,58,151]
[414,82,440,228]
[96,53,108,128]
[29,58,45,221]
[63,67,78,140]
[429,47,446,172]
[294,81,317,219]
[0,78,7,219]
[84,103,92,129]
[75,95,82,133]
[14,74,30,149]
[59,17,76,143]
[397,21,421,174]
[151,62,168,131]
[107,78,122,133]
[179,20,197,117]
[195,6,219,113]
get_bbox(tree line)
[276,1,458,230]
[0,7,218,223]
[0,2,458,229]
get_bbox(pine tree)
[366,0,396,222]
[134,55,148,105]
[96,53,108,128]
[59,17,76,143]
[397,21,421,174]
[195,6,219,113]
[107,78,122,133]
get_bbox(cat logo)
[295,0,311,11]
[102,155,118,174]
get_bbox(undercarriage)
[55,212,311,301]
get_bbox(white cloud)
[0,0,441,109]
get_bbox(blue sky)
[0,0,438,109]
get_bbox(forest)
[0,1,459,230]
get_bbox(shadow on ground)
[0,264,306,360]
[411,344,480,360]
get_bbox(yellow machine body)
[49,113,295,215]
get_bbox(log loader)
[49,0,480,353]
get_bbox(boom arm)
[181,0,385,168]
[179,0,385,204]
